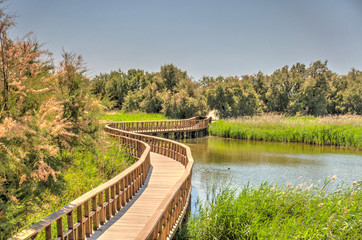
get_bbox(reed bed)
[209,115,362,149]
[181,178,361,239]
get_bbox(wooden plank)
[94,152,184,240]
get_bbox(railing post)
[111,185,116,215]
[84,201,91,237]
[130,171,135,196]
[45,225,52,240]
[116,181,121,211]
[99,192,105,225]
[67,211,75,240]
[105,188,110,220]
[92,196,99,230]
[77,205,84,240]
[121,178,126,206]
[56,218,64,240]
[126,175,130,202]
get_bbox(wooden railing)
[13,117,211,240]
[108,116,211,133]
[12,136,151,240]
[136,144,193,240]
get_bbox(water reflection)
[182,136,362,206]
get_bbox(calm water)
[181,136,362,204]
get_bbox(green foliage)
[162,78,208,119]
[115,64,207,118]
[204,76,259,118]
[202,61,362,117]
[185,180,362,239]
[266,65,303,113]
[90,69,147,109]
[160,64,187,92]
[209,115,362,149]
[343,69,362,114]
[92,60,362,118]
[58,52,100,140]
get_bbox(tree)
[162,83,208,119]
[203,76,259,118]
[0,4,101,234]
[160,64,187,92]
[343,69,362,114]
[251,71,268,108]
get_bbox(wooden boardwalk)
[89,153,184,239]
[13,117,211,240]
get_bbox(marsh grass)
[209,114,362,149]
[183,178,362,239]
[99,111,169,122]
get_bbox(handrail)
[12,116,211,240]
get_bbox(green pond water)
[181,136,362,204]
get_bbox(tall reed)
[182,179,361,239]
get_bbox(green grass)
[10,140,134,239]
[209,115,362,149]
[180,179,361,239]
[99,111,169,122]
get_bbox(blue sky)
[7,0,362,80]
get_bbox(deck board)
[89,152,184,239]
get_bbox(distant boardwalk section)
[12,116,211,240]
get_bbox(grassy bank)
[180,179,361,239]
[99,111,169,122]
[209,115,362,149]
[6,141,133,239]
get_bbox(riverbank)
[209,115,362,149]
[178,179,361,239]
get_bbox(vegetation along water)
[180,180,361,239]
[175,137,362,239]
[209,115,362,149]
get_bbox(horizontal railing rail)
[12,116,211,240]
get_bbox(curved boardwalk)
[91,153,184,239]
[12,117,211,240]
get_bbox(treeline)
[91,61,362,118]
[90,65,207,119]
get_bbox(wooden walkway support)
[12,116,211,240]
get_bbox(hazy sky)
[7,0,362,80]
